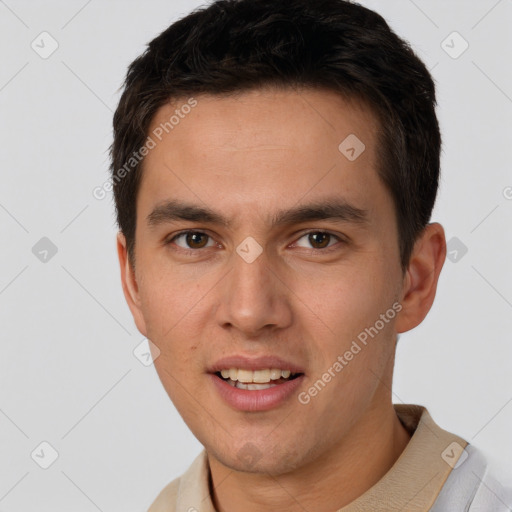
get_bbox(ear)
[117,232,148,337]
[395,223,446,333]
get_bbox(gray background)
[0,0,511,510]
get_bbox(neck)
[208,403,412,512]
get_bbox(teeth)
[269,368,282,380]
[237,369,253,383]
[218,368,297,383]
[236,382,278,390]
[253,369,270,383]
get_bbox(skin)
[117,87,446,512]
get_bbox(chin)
[209,440,309,476]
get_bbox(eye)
[293,231,344,251]
[166,230,216,251]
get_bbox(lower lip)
[209,373,305,412]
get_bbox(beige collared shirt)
[147,404,510,511]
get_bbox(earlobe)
[116,232,148,336]
[395,223,446,334]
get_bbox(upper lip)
[208,355,305,374]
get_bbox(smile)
[217,368,301,390]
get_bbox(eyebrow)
[146,198,370,229]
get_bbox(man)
[110,0,511,510]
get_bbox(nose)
[215,245,293,337]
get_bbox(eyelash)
[164,229,346,255]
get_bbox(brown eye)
[294,231,341,250]
[308,232,331,249]
[169,231,214,250]
[185,232,209,249]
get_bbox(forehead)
[138,87,385,224]
[146,87,378,160]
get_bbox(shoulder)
[430,444,512,511]
[147,476,181,512]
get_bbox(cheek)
[136,256,214,355]
[147,298,206,412]
[298,262,400,404]
[137,259,212,341]
[301,262,393,341]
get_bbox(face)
[119,87,414,474]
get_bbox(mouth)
[214,368,303,390]
[209,361,305,411]
[208,355,306,411]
